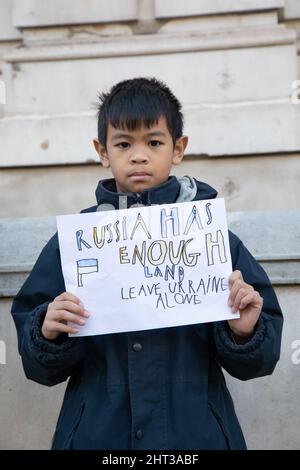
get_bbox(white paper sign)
[57,199,238,336]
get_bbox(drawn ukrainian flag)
[77,259,98,287]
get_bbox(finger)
[228,279,243,306]
[46,321,79,335]
[228,270,243,289]
[55,292,83,305]
[52,300,89,317]
[232,288,253,312]
[228,280,252,307]
[239,291,263,311]
[48,310,87,326]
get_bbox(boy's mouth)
[128,172,151,181]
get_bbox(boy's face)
[93,116,188,193]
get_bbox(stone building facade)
[0,0,299,449]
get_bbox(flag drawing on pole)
[77,259,98,287]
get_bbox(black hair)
[97,77,183,148]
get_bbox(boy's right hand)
[41,292,90,341]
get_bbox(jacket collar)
[95,176,181,210]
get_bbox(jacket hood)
[94,176,217,211]
[177,175,218,203]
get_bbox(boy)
[11,77,283,450]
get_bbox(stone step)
[1,210,299,296]
[2,37,296,115]
[1,100,300,166]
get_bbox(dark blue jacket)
[11,176,283,450]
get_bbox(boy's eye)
[116,142,130,149]
[149,140,163,147]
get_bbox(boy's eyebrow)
[111,131,167,141]
[111,133,132,141]
[147,131,167,137]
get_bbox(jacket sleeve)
[11,233,85,387]
[211,230,283,381]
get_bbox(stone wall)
[0,0,300,449]
[0,0,299,217]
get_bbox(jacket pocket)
[64,402,85,450]
[208,401,231,450]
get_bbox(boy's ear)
[172,135,188,165]
[93,138,110,168]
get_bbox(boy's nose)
[130,151,149,164]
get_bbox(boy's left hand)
[227,270,263,342]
